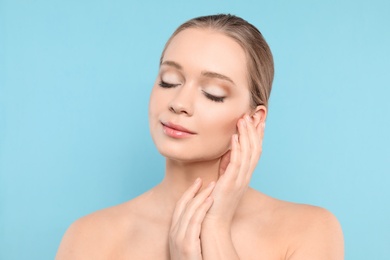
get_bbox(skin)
[56,28,344,259]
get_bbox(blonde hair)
[160,14,274,109]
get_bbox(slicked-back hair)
[160,14,274,109]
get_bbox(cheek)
[216,116,239,137]
[200,107,242,147]
[148,90,156,125]
[149,85,164,117]
[148,86,165,137]
[203,105,242,132]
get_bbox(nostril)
[168,92,193,116]
[169,103,190,115]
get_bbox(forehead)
[162,28,248,85]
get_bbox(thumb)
[219,150,231,177]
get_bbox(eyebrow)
[201,71,235,85]
[161,60,235,86]
[161,60,182,70]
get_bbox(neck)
[155,157,221,210]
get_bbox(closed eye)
[202,90,225,103]
[159,81,180,88]
[159,80,225,102]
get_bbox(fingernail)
[245,115,252,123]
[208,182,215,188]
[195,178,201,184]
[241,119,246,127]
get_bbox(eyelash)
[202,90,225,102]
[159,80,225,103]
[159,81,179,88]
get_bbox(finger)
[221,133,241,182]
[256,121,266,144]
[171,178,202,227]
[237,117,251,183]
[173,182,215,242]
[245,115,261,178]
[219,149,231,177]
[246,121,265,183]
[185,196,214,243]
[245,115,258,155]
[254,121,265,161]
[178,182,215,230]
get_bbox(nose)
[168,84,194,116]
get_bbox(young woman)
[56,14,344,259]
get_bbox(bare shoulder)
[55,194,149,260]
[258,192,344,260]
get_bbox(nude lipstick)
[161,122,196,138]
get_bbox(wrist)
[200,223,239,260]
[201,222,232,238]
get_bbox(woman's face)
[149,28,253,162]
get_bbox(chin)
[156,145,200,162]
[155,141,230,163]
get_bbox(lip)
[161,121,196,138]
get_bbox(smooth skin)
[56,28,344,259]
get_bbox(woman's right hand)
[169,178,215,260]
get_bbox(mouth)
[161,121,196,138]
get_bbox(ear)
[250,105,267,129]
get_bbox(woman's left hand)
[202,114,265,230]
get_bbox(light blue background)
[1,0,389,259]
